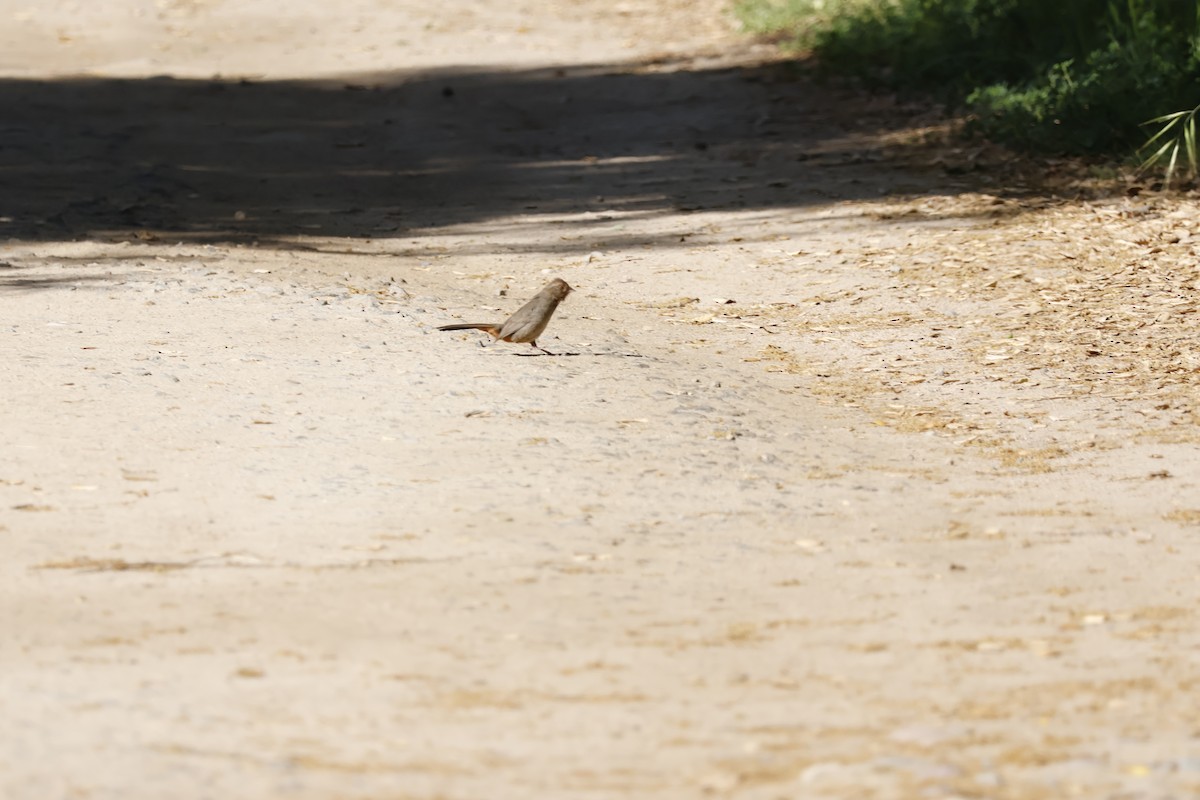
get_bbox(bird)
[437,278,573,355]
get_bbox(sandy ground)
[4,2,1200,798]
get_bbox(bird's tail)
[437,323,501,335]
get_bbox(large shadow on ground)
[1,57,975,247]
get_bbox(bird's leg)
[531,341,555,356]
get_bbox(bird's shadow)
[514,350,644,358]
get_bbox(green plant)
[969,13,1197,154]
[734,0,828,36]
[1139,105,1200,186]
[733,0,1200,164]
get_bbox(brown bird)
[437,278,573,355]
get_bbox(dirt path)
[4,2,1200,799]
